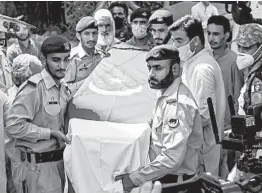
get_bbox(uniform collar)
[41,69,58,89]
[71,43,99,59]
[17,38,33,49]
[163,77,182,97]
[157,77,182,98]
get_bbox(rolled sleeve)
[5,84,51,142]
[130,103,192,185]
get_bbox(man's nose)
[149,69,155,78]
[100,26,106,32]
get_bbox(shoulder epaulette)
[27,74,42,86]
[166,98,177,104]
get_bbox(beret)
[146,44,179,62]
[76,16,97,32]
[41,35,71,56]
[149,9,173,26]
[130,8,151,22]
[234,23,262,47]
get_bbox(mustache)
[56,69,66,72]
[87,40,96,44]
[148,77,159,82]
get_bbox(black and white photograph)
[1,1,262,193]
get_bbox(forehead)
[132,18,148,23]
[151,23,168,30]
[207,23,224,33]
[97,17,112,25]
[47,52,70,59]
[112,6,125,13]
[147,59,171,66]
[170,29,188,39]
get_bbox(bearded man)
[94,9,120,53]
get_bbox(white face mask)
[236,45,262,70]
[178,38,196,62]
[236,53,254,70]
[131,24,148,39]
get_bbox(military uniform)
[149,9,174,46]
[5,36,72,193]
[0,50,12,93]
[64,16,104,95]
[6,39,39,64]
[129,46,203,191]
[127,8,154,50]
[234,24,262,112]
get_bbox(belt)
[22,147,65,164]
[157,174,195,184]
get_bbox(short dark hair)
[109,2,128,16]
[169,15,205,46]
[207,15,231,33]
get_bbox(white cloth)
[64,118,151,193]
[191,2,219,30]
[0,91,7,193]
[181,48,226,176]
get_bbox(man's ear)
[76,33,81,41]
[225,31,230,42]
[172,63,180,77]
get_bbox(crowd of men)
[0,1,262,193]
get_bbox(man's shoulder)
[7,41,19,53]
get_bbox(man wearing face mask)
[234,23,262,114]
[115,45,203,193]
[169,15,226,177]
[149,9,175,46]
[127,8,154,50]
[6,21,39,65]
[64,16,104,96]
[109,1,133,42]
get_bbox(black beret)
[146,44,179,62]
[41,35,71,56]
[130,8,151,22]
[76,16,97,32]
[149,10,173,26]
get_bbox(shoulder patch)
[168,118,179,128]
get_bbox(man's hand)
[130,181,162,193]
[115,173,136,192]
[50,130,70,144]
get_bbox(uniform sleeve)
[129,103,195,186]
[232,64,244,113]
[191,65,216,128]
[64,59,77,84]
[5,84,51,143]
[6,47,17,65]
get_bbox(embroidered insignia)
[168,118,179,128]
[255,84,260,92]
[152,49,160,58]
[142,12,147,16]
[64,42,70,51]
[157,17,164,22]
